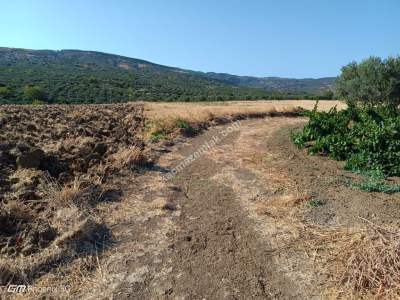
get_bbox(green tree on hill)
[0,86,11,98]
[336,56,400,110]
[23,86,48,103]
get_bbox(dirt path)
[78,117,309,299]
[153,118,315,300]
[72,116,400,299]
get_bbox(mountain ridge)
[0,47,335,103]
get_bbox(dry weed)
[332,219,400,298]
[9,169,43,191]
[0,261,25,285]
[109,146,146,168]
[287,218,400,298]
[40,175,81,208]
[1,200,35,222]
[145,117,178,137]
[255,192,400,298]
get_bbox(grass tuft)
[308,198,323,207]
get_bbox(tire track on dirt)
[77,118,312,299]
[154,121,301,299]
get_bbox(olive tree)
[336,56,400,110]
[23,85,47,102]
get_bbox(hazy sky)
[1,0,399,78]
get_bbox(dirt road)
[76,116,400,299]
[79,117,307,299]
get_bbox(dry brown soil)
[17,116,400,299]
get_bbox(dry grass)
[250,192,400,298]
[2,200,35,222]
[143,100,345,141]
[144,100,345,122]
[332,219,400,298]
[0,261,25,286]
[40,175,82,208]
[109,146,147,168]
[9,169,44,192]
[145,117,181,136]
[283,217,400,299]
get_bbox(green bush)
[293,55,400,192]
[292,105,400,176]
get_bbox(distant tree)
[336,56,400,109]
[0,86,11,98]
[127,87,135,100]
[384,56,400,108]
[313,89,334,100]
[23,86,47,102]
[322,90,334,100]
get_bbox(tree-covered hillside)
[0,48,334,104]
[203,72,335,93]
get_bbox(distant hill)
[0,48,335,104]
[202,73,335,93]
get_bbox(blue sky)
[1,0,399,78]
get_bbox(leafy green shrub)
[292,104,400,177]
[344,111,400,175]
[292,105,353,160]
[293,55,400,192]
